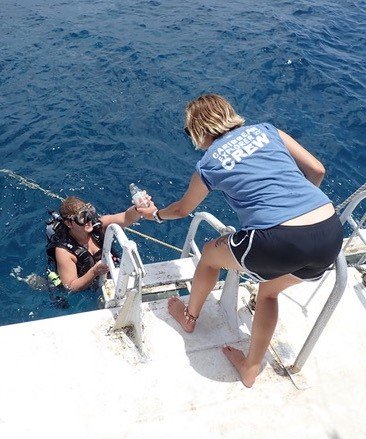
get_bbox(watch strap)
[152,210,163,223]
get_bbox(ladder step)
[142,257,197,288]
[102,257,197,305]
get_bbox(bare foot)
[222,346,259,388]
[168,297,196,333]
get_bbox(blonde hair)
[185,94,245,148]
[60,196,87,218]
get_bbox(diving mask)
[67,203,97,226]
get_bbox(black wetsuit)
[46,223,104,277]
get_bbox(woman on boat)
[47,195,153,292]
[138,93,343,388]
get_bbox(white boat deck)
[0,267,365,438]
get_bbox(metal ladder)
[99,187,365,370]
[100,212,238,350]
[290,187,366,372]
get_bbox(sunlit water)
[0,0,365,325]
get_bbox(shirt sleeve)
[195,161,213,191]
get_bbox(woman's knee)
[202,236,228,259]
[201,236,240,271]
[258,274,302,299]
[258,287,280,301]
[200,241,218,265]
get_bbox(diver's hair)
[185,94,245,148]
[60,196,86,218]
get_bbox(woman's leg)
[223,274,302,387]
[168,235,242,332]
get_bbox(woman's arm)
[55,247,108,292]
[278,129,325,187]
[100,204,153,229]
[138,172,209,221]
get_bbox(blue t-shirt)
[195,123,331,230]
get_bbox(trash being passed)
[129,183,150,208]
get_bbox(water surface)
[0,0,365,325]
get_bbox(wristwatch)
[152,210,164,223]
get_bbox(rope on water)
[123,227,184,253]
[0,168,64,201]
[0,168,184,254]
[335,182,366,214]
[3,168,365,258]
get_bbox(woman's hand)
[137,172,210,221]
[92,261,109,277]
[136,202,158,220]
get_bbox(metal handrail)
[290,188,366,372]
[339,189,366,247]
[101,223,145,302]
[291,250,348,372]
[181,212,235,259]
[181,212,240,332]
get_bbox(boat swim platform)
[0,268,365,438]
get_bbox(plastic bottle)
[129,183,150,208]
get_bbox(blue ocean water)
[0,0,365,326]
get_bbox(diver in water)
[47,195,153,292]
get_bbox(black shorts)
[228,213,343,282]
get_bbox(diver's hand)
[92,261,109,277]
